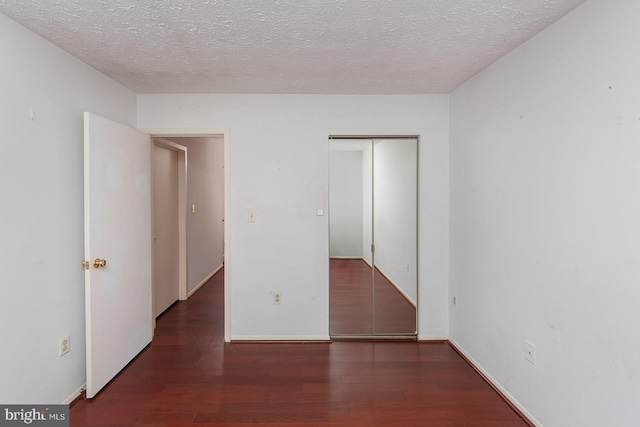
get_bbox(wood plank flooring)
[329,258,417,335]
[70,268,529,426]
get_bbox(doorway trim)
[142,128,231,343]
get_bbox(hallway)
[70,269,528,426]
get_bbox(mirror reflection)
[329,137,417,337]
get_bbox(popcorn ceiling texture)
[0,0,585,93]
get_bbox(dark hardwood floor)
[70,268,529,426]
[329,258,417,335]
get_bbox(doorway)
[144,128,231,342]
[328,136,418,339]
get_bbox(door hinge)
[371,244,375,254]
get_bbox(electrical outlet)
[59,335,70,357]
[273,292,281,304]
[525,340,536,364]
[248,211,256,223]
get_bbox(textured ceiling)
[0,0,585,94]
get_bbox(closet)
[329,136,418,338]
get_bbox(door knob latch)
[93,258,107,268]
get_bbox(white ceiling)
[0,0,585,94]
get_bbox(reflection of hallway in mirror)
[330,259,416,335]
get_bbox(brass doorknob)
[93,258,107,268]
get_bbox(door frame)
[142,128,231,342]
[152,138,188,315]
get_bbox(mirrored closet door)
[329,136,417,338]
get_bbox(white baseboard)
[448,339,541,427]
[188,264,223,298]
[417,336,449,341]
[62,383,85,405]
[329,256,363,259]
[231,335,331,342]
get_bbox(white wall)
[168,137,225,293]
[138,94,450,340]
[0,13,136,403]
[329,150,363,258]
[449,0,640,425]
[373,139,418,304]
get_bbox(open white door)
[152,142,180,316]
[84,112,152,398]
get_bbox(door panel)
[373,138,417,334]
[153,144,180,317]
[84,112,152,398]
[328,140,373,335]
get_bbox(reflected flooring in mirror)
[329,258,416,336]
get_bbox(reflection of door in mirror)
[329,137,417,338]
